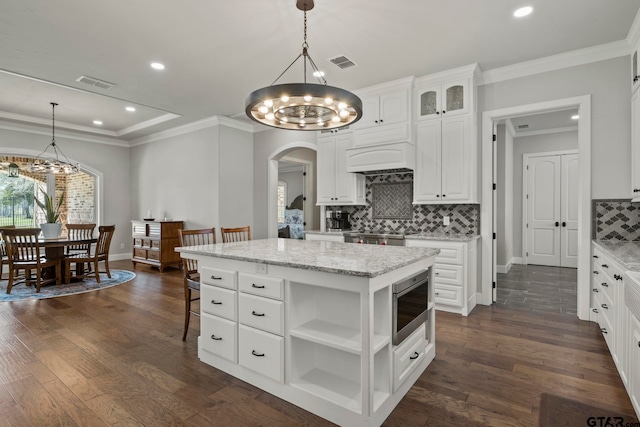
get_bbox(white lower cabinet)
[405,238,478,316]
[393,323,425,392]
[239,324,284,383]
[201,313,237,362]
[238,293,284,336]
[629,314,640,414]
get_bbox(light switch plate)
[443,216,450,226]
[255,263,268,274]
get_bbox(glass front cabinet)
[417,79,469,121]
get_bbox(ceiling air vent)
[76,75,116,90]
[329,55,356,70]
[518,124,529,129]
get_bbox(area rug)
[539,393,639,427]
[0,270,136,302]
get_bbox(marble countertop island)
[177,238,439,278]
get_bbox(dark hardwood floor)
[0,260,636,426]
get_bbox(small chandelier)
[245,0,362,131]
[28,103,79,174]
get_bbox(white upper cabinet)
[632,87,640,201]
[417,79,470,121]
[353,88,409,130]
[316,131,365,206]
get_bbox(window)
[277,181,287,223]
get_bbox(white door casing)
[561,154,579,268]
[492,122,498,302]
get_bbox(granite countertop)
[177,238,439,278]
[592,240,640,271]
[404,232,480,242]
[303,230,345,236]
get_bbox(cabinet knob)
[211,335,222,341]
[555,222,559,227]
[375,120,379,123]
[409,351,419,360]
[379,119,384,123]
[436,111,440,115]
[436,195,440,198]
[211,300,222,305]
[442,194,446,198]
[435,272,440,276]
[562,222,566,227]
[435,292,440,295]
[251,350,265,357]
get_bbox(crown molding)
[0,119,129,147]
[480,40,630,86]
[129,115,253,147]
[513,125,578,138]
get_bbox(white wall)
[278,171,303,205]
[253,128,317,239]
[0,126,131,255]
[219,126,253,231]
[479,56,630,198]
[512,130,579,258]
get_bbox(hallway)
[496,264,578,316]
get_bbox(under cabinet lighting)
[571,115,579,120]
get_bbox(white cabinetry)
[317,131,365,205]
[351,77,413,148]
[413,65,479,204]
[405,238,478,316]
[630,314,640,415]
[631,89,640,202]
[304,233,345,242]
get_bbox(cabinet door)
[414,121,442,202]
[317,136,337,203]
[379,89,408,126]
[416,85,441,121]
[632,90,640,199]
[353,95,380,130]
[630,314,640,414]
[441,79,469,117]
[441,115,471,202]
[334,133,357,202]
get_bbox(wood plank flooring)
[0,260,636,426]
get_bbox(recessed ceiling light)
[125,106,136,112]
[571,115,579,120]
[150,62,165,70]
[93,120,103,126]
[513,6,533,17]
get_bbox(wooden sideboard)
[131,220,183,272]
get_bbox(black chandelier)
[245,0,362,131]
[28,103,79,174]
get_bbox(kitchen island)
[177,238,438,426]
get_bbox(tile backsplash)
[329,173,479,235]
[593,199,640,241]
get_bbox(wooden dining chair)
[64,225,115,283]
[2,228,61,294]
[221,225,251,243]
[0,225,16,280]
[178,228,216,341]
[65,223,96,271]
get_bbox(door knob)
[555,222,559,227]
[562,222,566,227]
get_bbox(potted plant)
[35,188,65,239]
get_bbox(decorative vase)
[40,223,62,239]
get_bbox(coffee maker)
[326,210,351,230]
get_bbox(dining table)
[39,236,98,284]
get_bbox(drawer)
[201,285,237,320]
[599,291,615,332]
[239,293,284,336]
[435,245,463,265]
[434,284,463,308]
[201,267,237,290]
[434,264,463,286]
[151,240,160,249]
[393,323,425,392]
[134,238,143,247]
[238,325,284,383]
[133,248,146,258]
[239,273,284,300]
[201,313,237,362]
[147,250,160,261]
[599,307,614,353]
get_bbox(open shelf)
[373,390,391,412]
[291,368,362,414]
[290,319,361,354]
[373,335,391,354]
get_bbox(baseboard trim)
[110,253,132,261]
[496,262,512,274]
[511,257,523,265]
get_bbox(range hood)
[346,141,414,174]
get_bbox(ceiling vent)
[76,75,116,90]
[329,55,356,70]
[518,124,529,129]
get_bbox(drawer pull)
[251,350,265,357]
[601,282,609,287]
[210,335,222,341]
[251,311,265,317]
[601,328,608,334]
[593,255,599,259]
[211,300,222,305]
[211,275,222,280]
[601,304,608,309]
[593,308,599,313]
[602,264,608,268]
[435,272,440,276]
[409,351,419,360]
[435,292,440,295]
[251,284,265,289]
[638,341,640,348]
[592,288,599,293]
[593,271,598,274]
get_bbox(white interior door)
[526,155,561,266]
[560,154,579,268]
